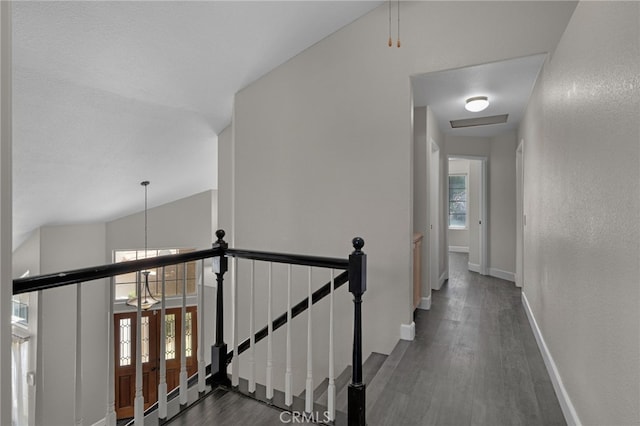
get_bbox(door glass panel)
[119,318,132,366]
[185,312,192,358]
[141,316,150,363]
[165,314,176,360]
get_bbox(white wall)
[518,2,639,424]
[447,159,470,250]
[489,132,517,276]
[225,1,575,364]
[445,132,517,280]
[106,190,217,257]
[413,107,428,303]
[38,223,107,426]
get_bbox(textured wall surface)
[519,2,640,424]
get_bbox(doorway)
[446,155,488,277]
[114,306,198,419]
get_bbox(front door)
[114,306,197,420]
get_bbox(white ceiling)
[412,54,546,138]
[11,1,382,248]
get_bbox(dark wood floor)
[368,252,565,426]
[166,387,302,426]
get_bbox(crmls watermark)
[279,410,331,424]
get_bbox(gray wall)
[518,2,639,424]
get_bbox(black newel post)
[348,237,367,426]
[210,229,231,387]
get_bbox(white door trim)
[447,155,488,276]
[429,138,441,290]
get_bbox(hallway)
[368,252,565,425]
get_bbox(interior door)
[163,306,198,392]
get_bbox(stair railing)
[12,229,367,426]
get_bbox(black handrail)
[12,247,223,295]
[226,248,349,270]
[12,242,348,295]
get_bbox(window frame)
[448,173,468,230]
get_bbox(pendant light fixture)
[126,180,159,310]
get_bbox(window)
[113,249,197,301]
[449,174,467,228]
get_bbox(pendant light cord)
[397,0,401,48]
[388,0,392,47]
[141,181,149,259]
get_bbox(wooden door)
[163,306,198,391]
[114,307,198,420]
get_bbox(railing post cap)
[352,237,365,252]
[215,229,226,241]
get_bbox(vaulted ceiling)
[11,1,382,248]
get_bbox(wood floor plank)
[369,253,566,426]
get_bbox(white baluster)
[232,257,239,387]
[197,259,206,393]
[134,272,144,426]
[327,270,336,421]
[75,283,83,426]
[106,278,116,426]
[179,263,188,406]
[305,267,314,413]
[266,263,273,400]
[158,268,167,419]
[284,265,293,406]
[248,260,256,393]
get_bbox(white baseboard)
[489,267,515,282]
[432,271,447,291]
[91,418,106,426]
[468,262,480,273]
[400,321,415,341]
[448,246,469,253]
[467,263,515,282]
[522,292,581,426]
[417,296,431,310]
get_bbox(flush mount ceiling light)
[465,96,489,112]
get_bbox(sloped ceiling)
[11,1,382,248]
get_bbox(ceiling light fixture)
[126,180,159,311]
[465,96,489,112]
